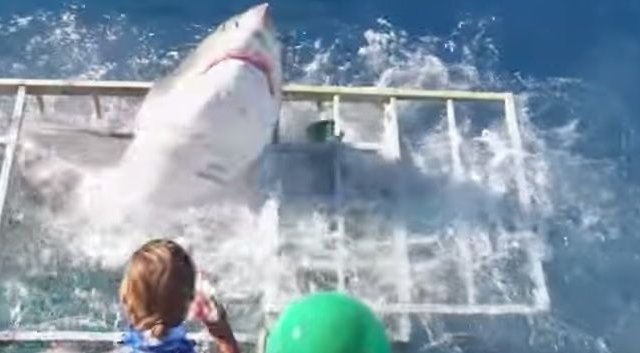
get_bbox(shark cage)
[0,79,549,352]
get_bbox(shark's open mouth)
[203,51,275,95]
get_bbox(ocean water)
[0,1,639,353]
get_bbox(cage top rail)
[0,78,510,101]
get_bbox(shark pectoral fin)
[16,139,85,211]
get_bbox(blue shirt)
[122,324,196,353]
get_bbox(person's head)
[120,239,196,339]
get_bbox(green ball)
[265,292,392,353]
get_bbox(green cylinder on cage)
[306,120,340,142]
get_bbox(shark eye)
[234,21,239,28]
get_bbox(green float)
[266,292,391,353]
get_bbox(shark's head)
[181,3,282,99]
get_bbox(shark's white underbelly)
[81,60,278,218]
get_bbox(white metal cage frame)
[0,78,548,347]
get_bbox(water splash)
[0,5,637,353]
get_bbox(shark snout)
[248,3,274,31]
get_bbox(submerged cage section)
[0,79,549,350]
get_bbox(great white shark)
[16,3,282,226]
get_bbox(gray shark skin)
[16,3,282,226]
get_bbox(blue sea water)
[0,1,639,352]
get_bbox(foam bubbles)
[0,6,638,353]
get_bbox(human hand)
[190,272,239,353]
[189,291,235,341]
[189,291,223,323]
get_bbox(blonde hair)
[120,239,196,339]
